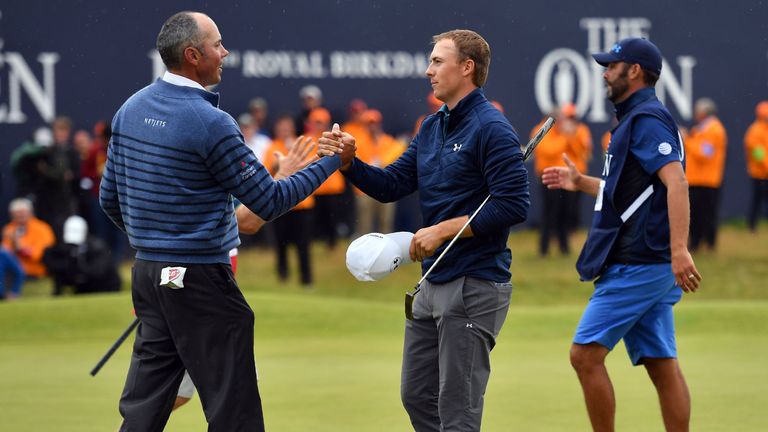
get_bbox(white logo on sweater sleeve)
[658,142,672,155]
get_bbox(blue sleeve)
[344,136,419,202]
[202,117,341,221]
[469,121,530,236]
[99,136,126,232]
[630,115,683,175]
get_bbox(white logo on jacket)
[144,117,167,127]
[602,153,613,177]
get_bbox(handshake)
[317,123,357,170]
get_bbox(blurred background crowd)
[2,2,766,300]
[3,80,767,299]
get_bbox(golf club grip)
[523,116,555,161]
[90,317,140,376]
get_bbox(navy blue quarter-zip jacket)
[344,88,529,283]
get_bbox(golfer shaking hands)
[100,11,352,431]
[320,29,529,431]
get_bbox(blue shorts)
[573,263,682,366]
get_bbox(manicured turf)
[2,226,766,430]
[1,293,766,431]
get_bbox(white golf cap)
[346,232,414,281]
[63,215,88,245]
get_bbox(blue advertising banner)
[1,0,766,224]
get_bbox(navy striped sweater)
[100,80,340,264]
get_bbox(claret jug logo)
[534,17,696,123]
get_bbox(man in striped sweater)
[99,11,351,431]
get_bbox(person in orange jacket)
[532,110,570,255]
[342,98,372,151]
[684,97,727,251]
[560,103,593,232]
[2,198,55,279]
[354,109,406,235]
[263,115,318,285]
[560,103,593,173]
[744,101,768,231]
[306,107,347,249]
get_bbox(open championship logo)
[533,17,696,123]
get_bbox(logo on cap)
[612,44,622,53]
[391,256,402,271]
[346,232,414,281]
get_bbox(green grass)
[2,226,767,431]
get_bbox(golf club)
[90,317,139,376]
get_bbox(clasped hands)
[317,123,357,169]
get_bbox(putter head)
[404,287,421,320]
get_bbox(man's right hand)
[541,153,581,191]
[318,123,356,170]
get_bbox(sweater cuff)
[315,153,342,176]
[340,157,360,178]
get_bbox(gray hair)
[249,97,268,111]
[695,98,717,116]
[156,11,203,70]
[299,85,323,101]
[9,198,33,213]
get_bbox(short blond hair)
[432,29,491,87]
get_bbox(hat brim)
[592,52,620,67]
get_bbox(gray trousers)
[401,276,513,431]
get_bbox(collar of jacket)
[614,87,656,121]
[438,87,486,134]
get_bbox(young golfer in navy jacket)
[321,29,529,431]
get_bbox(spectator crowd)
[4,81,768,299]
